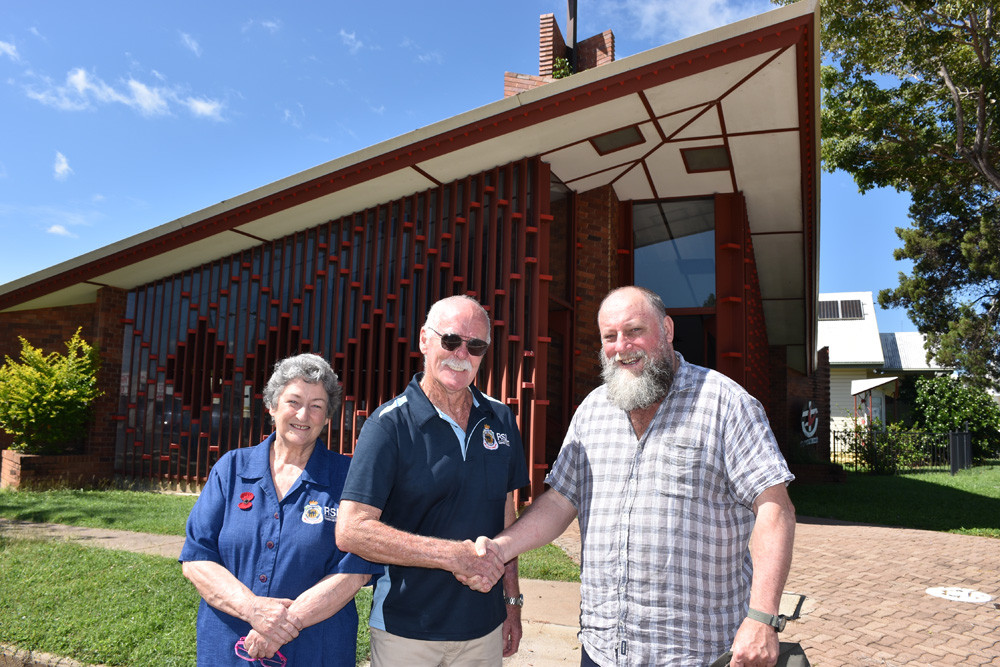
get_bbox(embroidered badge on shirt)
[497,432,510,447]
[238,491,254,510]
[302,500,323,524]
[483,426,498,451]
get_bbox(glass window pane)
[633,199,715,309]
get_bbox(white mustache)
[441,358,473,372]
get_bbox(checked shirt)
[546,354,793,666]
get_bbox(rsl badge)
[302,500,323,525]
[483,425,498,451]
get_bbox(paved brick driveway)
[782,518,1000,665]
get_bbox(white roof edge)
[0,0,818,298]
[851,377,899,395]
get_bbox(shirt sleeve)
[178,454,230,564]
[503,408,531,493]
[544,407,586,511]
[340,417,399,510]
[724,391,794,508]
[331,551,385,578]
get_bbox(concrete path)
[2,516,1000,665]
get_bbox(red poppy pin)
[238,491,254,510]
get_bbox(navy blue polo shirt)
[180,433,383,667]
[340,373,530,641]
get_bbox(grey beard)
[600,347,675,411]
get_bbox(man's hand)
[727,616,779,667]
[245,596,300,645]
[450,537,504,592]
[501,605,522,657]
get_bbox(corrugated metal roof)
[880,332,944,371]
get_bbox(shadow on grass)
[788,470,1000,536]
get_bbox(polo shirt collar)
[406,372,497,427]
[237,431,333,490]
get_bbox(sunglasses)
[235,637,287,667]
[426,326,490,356]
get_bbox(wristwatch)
[504,594,524,607]
[747,608,786,632]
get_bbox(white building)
[816,291,947,430]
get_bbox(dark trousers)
[580,645,601,667]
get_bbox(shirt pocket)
[651,439,701,498]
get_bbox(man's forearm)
[494,489,577,563]
[748,486,796,612]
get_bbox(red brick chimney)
[504,13,615,98]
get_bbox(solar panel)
[818,300,840,319]
[840,299,863,319]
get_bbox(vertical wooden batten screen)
[116,157,552,500]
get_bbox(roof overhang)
[0,0,820,372]
[852,377,899,396]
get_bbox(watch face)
[775,616,787,632]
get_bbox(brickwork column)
[572,185,620,407]
[88,287,127,475]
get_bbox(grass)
[0,537,199,666]
[0,487,580,666]
[788,461,1000,538]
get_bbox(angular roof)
[880,332,945,372]
[816,291,884,366]
[0,1,820,371]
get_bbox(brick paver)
[783,518,1000,666]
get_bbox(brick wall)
[572,185,620,407]
[0,288,124,482]
[0,303,98,450]
[89,287,127,467]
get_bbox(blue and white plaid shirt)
[546,354,793,666]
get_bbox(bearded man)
[471,286,796,667]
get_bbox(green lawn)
[0,487,578,666]
[788,462,1000,538]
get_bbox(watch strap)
[747,607,786,632]
[504,594,524,607]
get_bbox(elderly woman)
[181,353,381,666]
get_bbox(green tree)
[0,328,102,454]
[778,0,1000,387]
[912,375,1000,460]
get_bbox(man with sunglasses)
[337,295,530,666]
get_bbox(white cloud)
[243,19,282,34]
[400,37,441,65]
[24,67,224,119]
[604,0,772,42]
[340,30,363,55]
[127,79,170,115]
[180,32,202,57]
[53,151,73,181]
[184,97,224,120]
[0,40,18,62]
[281,102,305,129]
[46,224,75,237]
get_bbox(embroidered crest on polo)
[302,500,323,524]
[497,432,510,447]
[483,426,498,450]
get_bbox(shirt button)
[273,512,279,519]
[266,541,275,549]
[259,574,267,583]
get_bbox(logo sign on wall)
[800,401,819,446]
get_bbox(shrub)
[0,329,101,454]
[912,375,1000,461]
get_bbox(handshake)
[451,535,507,593]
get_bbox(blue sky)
[0,0,916,332]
